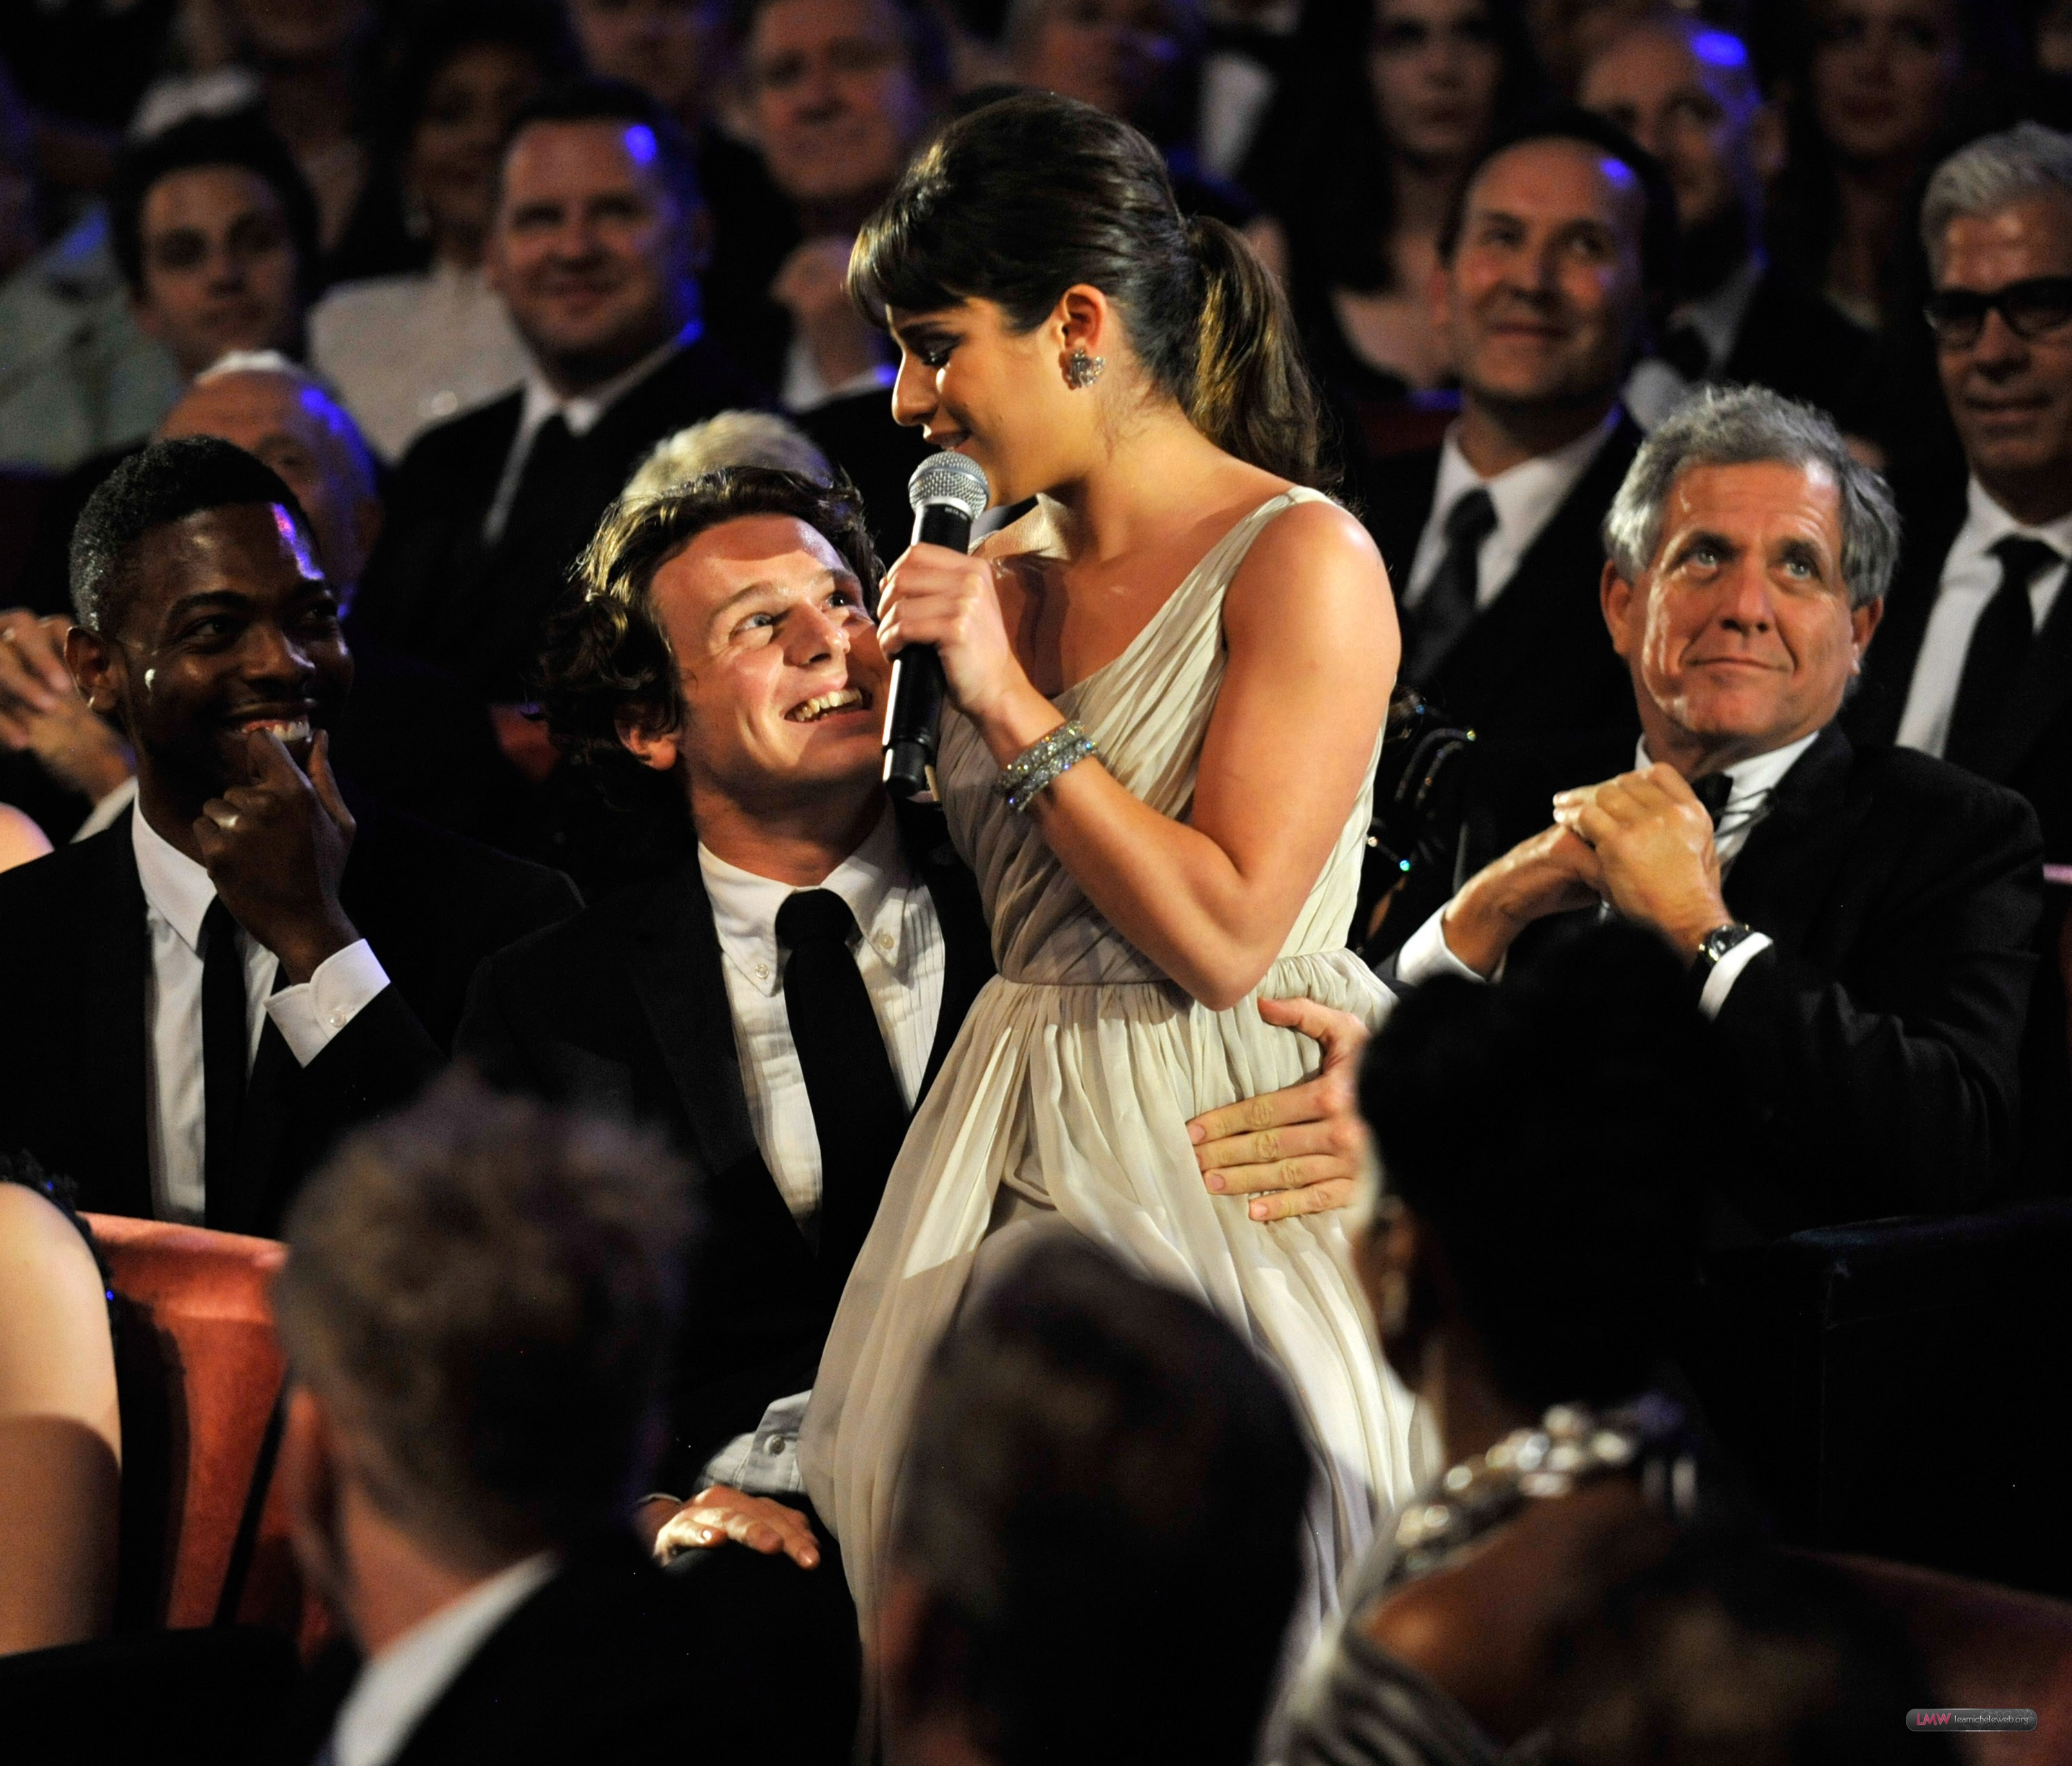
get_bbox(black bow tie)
[1691,771,1734,827]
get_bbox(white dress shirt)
[309,261,532,463]
[1895,477,2072,759]
[1395,731,1822,1019]
[1622,251,1765,432]
[690,805,946,1497]
[132,805,393,1222]
[1403,408,1624,612]
[481,324,698,544]
[326,1552,559,1766]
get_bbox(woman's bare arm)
[876,499,1397,1008]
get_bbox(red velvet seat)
[81,1213,323,1651]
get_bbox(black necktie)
[1658,323,1711,383]
[508,413,577,530]
[1404,487,1498,685]
[1947,537,2061,769]
[200,898,249,1211]
[776,890,910,1287]
[1691,771,1734,827]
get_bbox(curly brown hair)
[539,465,883,782]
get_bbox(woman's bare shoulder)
[0,1181,98,1279]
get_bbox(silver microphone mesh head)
[907,450,990,520]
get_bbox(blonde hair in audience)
[623,410,834,500]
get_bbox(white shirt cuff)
[266,939,392,1066]
[1395,905,1491,987]
[1698,932,1773,1019]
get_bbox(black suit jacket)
[276,1546,729,1766]
[350,336,765,702]
[456,800,994,1488]
[0,798,579,1235]
[1383,724,2043,1233]
[1363,411,1645,743]
[1845,473,2072,867]
[1716,269,1874,423]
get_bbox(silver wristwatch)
[1691,921,1757,982]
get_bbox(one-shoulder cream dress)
[799,488,1436,1650]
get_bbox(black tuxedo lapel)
[1971,577,2072,781]
[1848,484,1965,749]
[75,814,153,1218]
[1718,726,1861,956]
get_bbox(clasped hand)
[1550,763,1727,958]
[875,541,1029,727]
[195,729,360,983]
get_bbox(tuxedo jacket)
[276,1546,732,1766]
[1383,724,2043,1234]
[456,800,995,1490]
[1845,473,2072,867]
[349,336,765,703]
[0,799,579,1236]
[1716,269,1874,424]
[1362,411,1645,744]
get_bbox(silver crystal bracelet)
[998,720,1100,812]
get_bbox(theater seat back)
[82,1213,318,1648]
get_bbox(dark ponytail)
[850,93,1326,486]
[1185,214,1323,488]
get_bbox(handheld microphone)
[884,450,990,802]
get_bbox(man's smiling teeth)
[789,688,863,724]
[240,716,312,742]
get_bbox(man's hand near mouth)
[195,729,361,983]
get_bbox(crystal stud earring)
[1066,347,1106,389]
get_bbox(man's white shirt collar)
[329,1553,559,1766]
[132,800,220,954]
[1635,727,1821,829]
[1948,475,2072,575]
[700,804,913,999]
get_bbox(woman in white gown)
[798,93,1435,1645]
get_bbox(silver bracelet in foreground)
[998,720,1100,812]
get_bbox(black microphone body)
[885,454,988,800]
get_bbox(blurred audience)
[1580,16,1872,426]
[0,1155,119,1658]
[271,1078,706,1766]
[309,0,577,462]
[569,0,731,139]
[1005,0,1205,152]
[622,407,834,497]
[1364,107,1667,744]
[0,437,577,1234]
[134,0,415,287]
[350,77,759,712]
[1287,921,1725,1764]
[880,1235,1312,1766]
[1260,0,1538,409]
[1521,0,1649,98]
[1383,385,2044,1232]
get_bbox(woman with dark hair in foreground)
[800,90,1432,1655]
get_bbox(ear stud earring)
[1066,347,1106,389]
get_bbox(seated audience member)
[878,1236,1312,1766]
[0,1155,119,1656]
[458,469,1368,1739]
[349,77,762,710]
[0,803,51,871]
[9,112,324,625]
[1383,385,2044,1232]
[1579,15,1872,426]
[1258,0,1537,410]
[1852,125,2072,868]
[0,439,578,1234]
[272,1079,710,1765]
[568,0,729,140]
[622,409,834,499]
[1363,107,1670,745]
[1285,923,1732,1765]
[309,0,577,462]
[1005,0,1205,153]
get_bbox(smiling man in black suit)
[349,77,762,716]
[0,439,578,1236]
[1381,386,2043,1236]
[1361,108,1674,745]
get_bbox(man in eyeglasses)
[1848,121,2072,1183]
